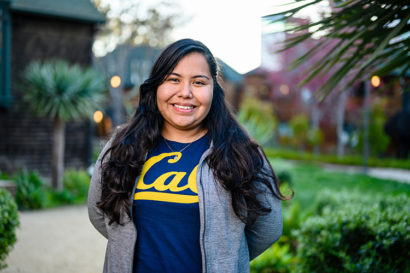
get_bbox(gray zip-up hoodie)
[88,137,282,273]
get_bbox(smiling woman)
[88,38,290,273]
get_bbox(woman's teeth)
[174,104,194,110]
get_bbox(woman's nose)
[178,82,192,98]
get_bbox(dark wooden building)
[0,0,104,176]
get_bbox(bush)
[264,148,410,170]
[294,192,409,273]
[0,189,19,270]
[13,169,47,210]
[237,96,277,146]
[277,170,292,186]
[250,243,297,273]
[48,169,90,205]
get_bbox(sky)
[94,0,317,74]
[171,0,286,74]
[94,0,294,74]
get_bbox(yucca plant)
[23,60,106,190]
[266,0,410,100]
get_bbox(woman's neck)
[161,126,207,143]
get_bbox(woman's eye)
[168,78,179,82]
[193,81,205,86]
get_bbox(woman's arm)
[88,136,115,239]
[245,158,283,260]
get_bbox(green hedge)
[48,169,90,205]
[294,192,409,273]
[10,168,90,209]
[13,169,47,210]
[265,148,410,170]
[0,189,19,270]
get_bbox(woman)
[88,38,290,273]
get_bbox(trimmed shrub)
[48,169,90,205]
[13,169,47,210]
[294,192,409,273]
[0,189,19,270]
[250,243,297,273]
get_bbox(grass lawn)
[269,158,410,211]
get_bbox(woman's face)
[157,52,214,139]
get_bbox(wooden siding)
[0,13,96,176]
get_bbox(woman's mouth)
[172,104,196,112]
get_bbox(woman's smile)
[172,103,196,112]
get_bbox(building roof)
[217,58,243,84]
[10,0,105,23]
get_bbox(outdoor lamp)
[110,75,121,88]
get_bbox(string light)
[110,75,121,88]
[93,110,103,123]
[371,75,380,87]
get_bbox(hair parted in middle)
[97,38,290,226]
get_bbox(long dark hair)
[98,38,291,225]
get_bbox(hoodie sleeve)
[245,157,283,260]
[87,135,116,239]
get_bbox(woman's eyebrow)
[192,75,211,80]
[169,72,210,81]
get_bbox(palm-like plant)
[23,60,106,190]
[267,0,410,99]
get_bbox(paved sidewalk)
[3,206,106,273]
[320,163,410,184]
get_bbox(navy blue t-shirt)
[133,134,210,273]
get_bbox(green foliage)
[48,169,90,205]
[288,114,324,150]
[258,159,410,273]
[269,158,410,214]
[250,243,297,273]
[0,171,9,180]
[294,192,410,273]
[266,0,410,99]
[0,189,19,270]
[357,99,390,156]
[277,170,292,186]
[265,148,410,170]
[238,96,277,145]
[13,169,47,210]
[289,114,309,140]
[306,128,324,148]
[22,59,106,121]
[11,168,90,209]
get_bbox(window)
[0,1,11,109]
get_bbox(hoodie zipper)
[197,148,212,273]
[128,177,139,273]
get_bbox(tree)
[92,0,182,56]
[23,60,106,190]
[266,0,410,99]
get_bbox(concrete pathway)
[320,163,410,184]
[3,206,106,273]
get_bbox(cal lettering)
[137,152,198,194]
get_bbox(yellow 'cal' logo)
[134,152,199,203]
